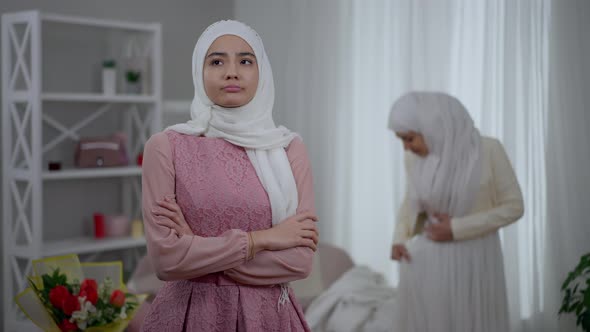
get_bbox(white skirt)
[395,232,510,332]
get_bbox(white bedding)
[305,266,398,332]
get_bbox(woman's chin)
[217,99,248,108]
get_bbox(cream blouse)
[393,137,524,243]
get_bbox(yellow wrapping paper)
[15,254,146,332]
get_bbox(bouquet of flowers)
[15,254,146,332]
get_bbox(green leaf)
[582,312,590,331]
[103,60,116,68]
[126,70,141,82]
[559,302,568,314]
[560,252,590,330]
[42,274,55,290]
[562,288,572,306]
[563,271,577,290]
[569,300,582,312]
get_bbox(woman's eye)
[241,59,253,65]
[211,59,223,66]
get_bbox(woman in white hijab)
[139,20,318,331]
[389,92,524,332]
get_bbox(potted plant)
[559,252,590,331]
[125,70,141,94]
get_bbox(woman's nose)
[225,62,238,79]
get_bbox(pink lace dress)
[140,131,315,332]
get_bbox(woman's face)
[396,131,429,157]
[203,35,259,108]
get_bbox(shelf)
[45,236,146,256]
[42,93,157,103]
[42,12,159,32]
[43,166,142,180]
[14,236,146,258]
[3,10,162,331]
[13,169,34,181]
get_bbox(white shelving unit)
[2,11,161,331]
[42,92,157,103]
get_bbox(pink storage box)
[104,215,131,237]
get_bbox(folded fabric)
[305,265,398,332]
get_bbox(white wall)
[0,0,234,327]
[544,0,590,330]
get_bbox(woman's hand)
[251,212,319,255]
[391,244,411,262]
[425,213,454,242]
[152,196,193,237]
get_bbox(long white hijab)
[168,20,298,226]
[388,92,482,218]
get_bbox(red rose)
[78,287,98,305]
[80,279,98,292]
[109,289,126,308]
[49,286,70,309]
[58,318,78,332]
[62,294,80,316]
[78,279,98,305]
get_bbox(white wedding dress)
[395,230,510,332]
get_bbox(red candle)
[93,213,105,239]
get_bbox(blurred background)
[1,1,589,331]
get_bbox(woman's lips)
[223,85,241,92]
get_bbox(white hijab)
[167,20,298,226]
[388,92,482,219]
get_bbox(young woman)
[389,91,524,332]
[140,20,318,331]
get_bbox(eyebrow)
[206,51,256,58]
[238,52,256,58]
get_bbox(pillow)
[127,273,163,295]
[290,249,324,310]
[127,255,163,295]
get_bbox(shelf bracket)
[40,103,112,156]
[7,22,32,91]
[10,180,33,246]
[10,102,32,170]
[130,105,152,156]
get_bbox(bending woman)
[389,91,524,332]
